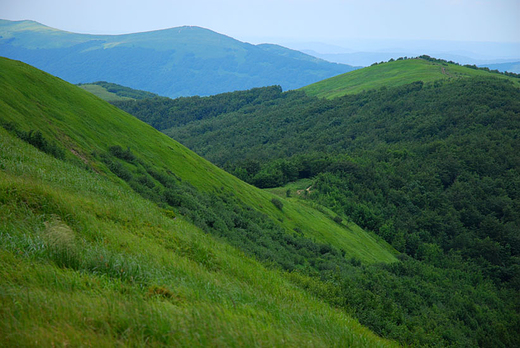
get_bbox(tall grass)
[0,128,397,346]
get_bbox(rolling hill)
[0,19,356,98]
[113,59,520,346]
[0,57,400,345]
[301,56,520,98]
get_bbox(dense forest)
[114,75,520,346]
[113,85,286,129]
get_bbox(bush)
[0,122,66,160]
[109,145,135,162]
[104,158,133,181]
[271,198,283,210]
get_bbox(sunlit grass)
[302,58,520,99]
[0,131,398,346]
[77,84,133,102]
[0,56,396,265]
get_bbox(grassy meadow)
[0,128,397,347]
[77,84,134,102]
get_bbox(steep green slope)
[0,57,403,346]
[0,19,355,97]
[0,124,398,347]
[302,57,520,98]
[0,58,394,264]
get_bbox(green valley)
[2,0,518,344]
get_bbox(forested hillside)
[113,85,285,129]
[162,76,520,288]
[115,62,520,346]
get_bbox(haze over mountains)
[0,19,356,98]
[283,39,520,71]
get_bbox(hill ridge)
[0,19,356,97]
[301,56,520,98]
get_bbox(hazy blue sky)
[2,0,519,45]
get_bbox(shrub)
[105,158,133,181]
[1,123,66,160]
[109,145,136,162]
[271,198,283,211]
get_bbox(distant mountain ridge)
[480,61,520,74]
[0,19,356,97]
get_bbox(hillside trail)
[296,185,313,195]
[441,66,452,77]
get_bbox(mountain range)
[292,39,520,70]
[0,19,356,97]
[479,60,520,74]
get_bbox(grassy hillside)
[0,57,396,264]
[0,19,355,97]
[77,84,132,102]
[0,123,398,347]
[0,56,404,344]
[302,57,520,98]
[78,81,158,102]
